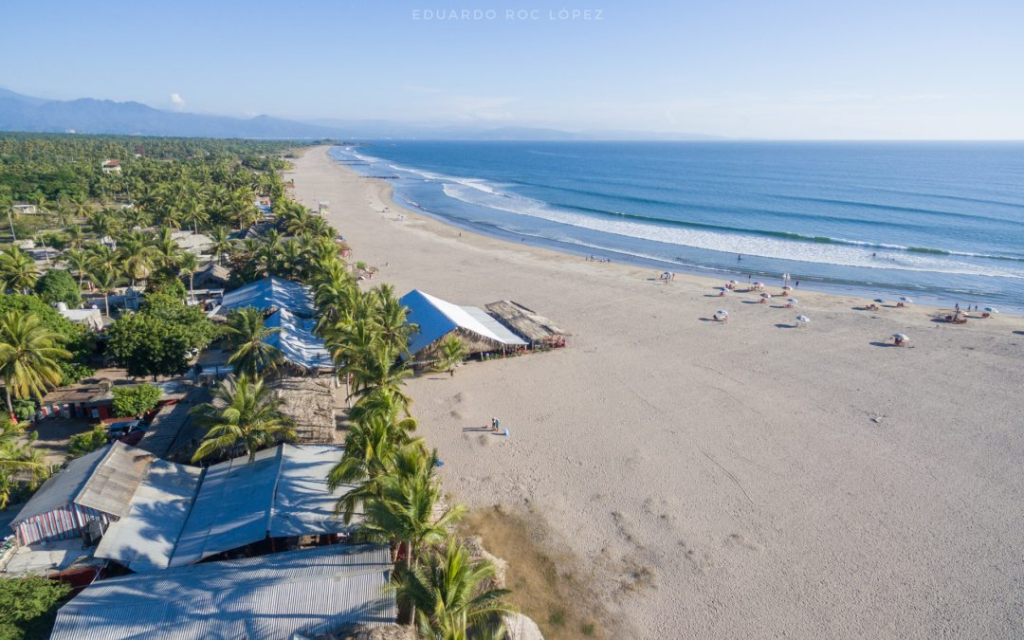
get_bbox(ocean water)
[329,142,1024,311]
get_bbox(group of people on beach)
[586,255,611,263]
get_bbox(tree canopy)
[106,294,215,379]
[34,268,83,308]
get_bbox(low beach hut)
[400,290,527,364]
[484,299,567,347]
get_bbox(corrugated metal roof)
[50,544,396,640]
[220,275,315,317]
[138,387,210,459]
[169,447,281,568]
[400,289,525,356]
[265,309,334,371]
[272,444,358,537]
[461,306,528,347]
[93,460,204,573]
[74,441,156,518]
[10,447,110,525]
[170,445,351,567]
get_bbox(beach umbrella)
[796,315,810,325]
[900,296,913,303]
[782,285,792,291]
[984,306,998,313]
[893,333,909,345]
[729,280,738,285]
[788,298,798,304]
[754,281,764,287]
[874,298,884,303]
[761,293,772,299]
[714,310,729,321]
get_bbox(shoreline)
[288,145,1024,638]
[333,144,1024,315]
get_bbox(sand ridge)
[289,146,1024,639]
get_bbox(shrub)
[11,399,36,423]
[67,425,108,459]
[34,269,82,308]
[111,384,162,418]
[0,576,71,639]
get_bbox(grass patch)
[459,505,613,640]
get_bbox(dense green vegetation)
[67,425,109,459]
[111,383,162,418]
[0,575,72,640]
[105,294,216,379]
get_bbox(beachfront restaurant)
[399,289,526,365]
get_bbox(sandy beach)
[288,146,1024,638]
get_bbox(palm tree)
[361,465,466,625]
[118,237,154,287]
[0,421,48,509]
[224,308,283,376]
[371,284,416,356]
[396,541,514,639]
[178,251,200,299]
[63,248,91,288]
[347,343,412,411]
[87,266,120,315]
[180,200,210,235]
[64,225,86,250]
[191,374,297,463]
[150,226,181,271]
[0,246,40,294]
[209,227,234,265]
[0,311,71,418]
[433,336,468,377]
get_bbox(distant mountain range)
[0,88,722,141]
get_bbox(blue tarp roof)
[400,289,526,356]
[219,276,315,318]
[265,309,333,371]
[51,544,396,640]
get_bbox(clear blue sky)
[3,0,1023,139]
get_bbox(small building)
[213,275,316,318]
[270,377,338,444]
[12,203,37,215]
[193,262,231,289]
[399,289,526,364]
[101,159,122,174]
[55,303,105,331]
[10,442,156,546]
[40,382,114,420]
[50,544,396,640]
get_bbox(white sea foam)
[440,183,1024,280]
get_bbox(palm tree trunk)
[4,382,14,421]
[104,293,110,316]
[406,543,416,626]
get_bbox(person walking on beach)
[795,280,799,288]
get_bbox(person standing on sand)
[795,281,799,288]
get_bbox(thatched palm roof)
[484,300,566,344]
[270,376,338,444]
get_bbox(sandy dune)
[289,146,1024,639]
